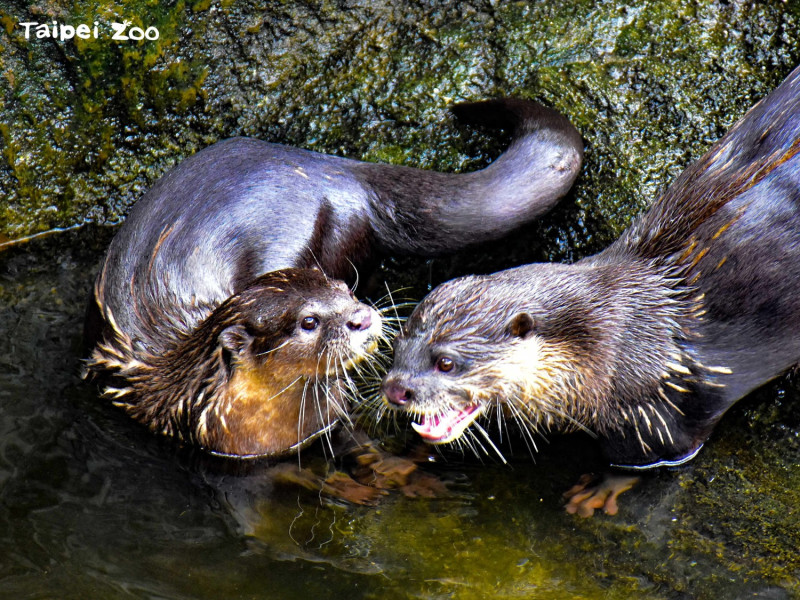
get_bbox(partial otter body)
[84,99,584,458]
[382,66,800,506]
[92,269,381,456]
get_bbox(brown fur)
[86,268,383,457]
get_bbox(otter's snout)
[346,307,373,331]
[382,377,415,407]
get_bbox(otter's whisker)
[506,398,540,455]
[256,339,290,357]
[382,283,406,327]
[311,370,334,458]
[460,426,489,463]
[324,357,349,439]
[335,356,358,429]
[345,257,359,292]
[297,377,312,468]
[371,285,413,310]
[492,399,506,445]
[471,421,508,464]
[360,355,386,382]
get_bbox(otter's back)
[98,138,373,347]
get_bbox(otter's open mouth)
[411,404,485,444]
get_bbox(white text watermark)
[18,20,159,42]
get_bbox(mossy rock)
[1,0,799,267]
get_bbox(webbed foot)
[563,472,639,517]
[272,463,386,505]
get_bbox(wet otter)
[84,98,584,458]
[90,268,381,457]
[382,65,800,512]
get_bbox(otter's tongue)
[411,405,484,444]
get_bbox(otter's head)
[162,267,384,457]
[219,268,382,383]
[381,265,605,449]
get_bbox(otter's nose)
[382,378,415,407]
[347,307,373,331]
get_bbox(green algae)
[2,0,800,260]
[666,385,800,594]
[242,467,664,599]
[0,0,204,236]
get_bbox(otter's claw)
[563,473,639,517]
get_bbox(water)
[1,226,798,599]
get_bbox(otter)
[381,65,800,514]
[90,268,381,457]
[84,98,584,458]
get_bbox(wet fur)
[84,99,583,457]
[87,269,380,457]
[384,66,800,467]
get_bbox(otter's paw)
[271,463,386,506]
[563,473,639,517]
[348,441,451,498]
[321,471,388,506]
[353,454,417,488]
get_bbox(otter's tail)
[356,98,584,255]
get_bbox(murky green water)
[1,227,799,599]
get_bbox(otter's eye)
[435,356,455,373]
[300,316,319,331]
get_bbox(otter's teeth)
[412,404,485,444]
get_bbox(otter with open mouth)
[381,65,800,514]
[84,98,583,458]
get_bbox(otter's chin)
[344,337,381,369]
[411,403,485,444]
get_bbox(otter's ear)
[219,324,253,356]
[508,312,535,338]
